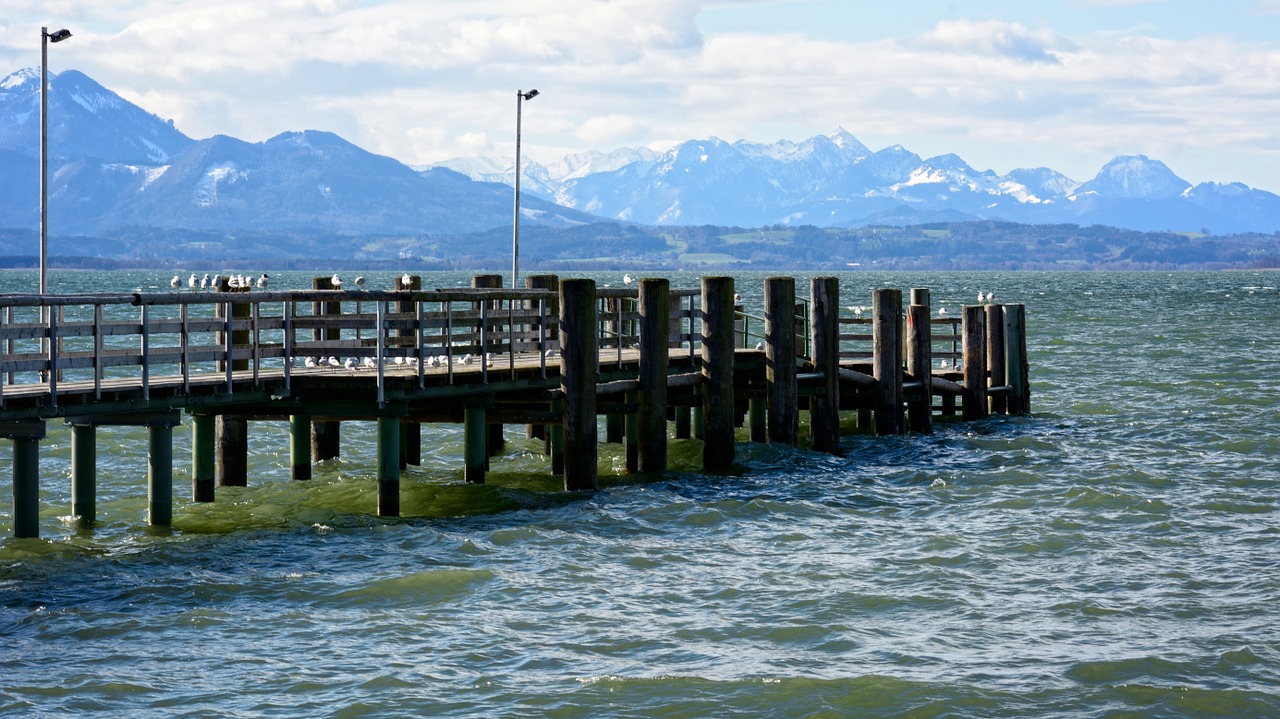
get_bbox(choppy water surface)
[1,270,1278,718]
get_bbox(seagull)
[394,356,405,366]
[211,274,222,290]
[354,276,366,290]
[755,340,765,351]
[545,349,557,360]
[344,357,356,371]
[401,273,412,288]
[363,356,377,369]
[330,273,342,289]
[200,273,210,290]
[985,291,995,303]
[228,275,240,289]
[305,356,318,368]
[170,275,181,289]
[188,273,198,290]
[327,356,341,368]
[938,307,948,316]
[426,355,438,368]
[623,273,633,286]
[257,273,269,289]
[733,293,742,303]
[940,359,951,369]
[459,353,473,365]
[485,352,495,367]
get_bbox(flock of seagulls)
[170,272,269,290]
[294,347,559,373]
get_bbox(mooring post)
[5,420,46,539]
[872,288,904,436]
[701,276,736,471]
[148,421,176,526]
[749,398,766,442]
[560,278,599,490]
[526,274,560,441]
[312,276,341,461]
[191,413,215,501]
[962,305,988,421]
[216,414,248,487]
[395,275,423,466]
[624,392,639,472]
[906,288,933,434]
[71,422,96,523]
[464,408,487,484]
[1004,304,1030,415]
[765,277,799,445]
[810,277,841,453]
[289,414,311,481]
[377,415,401,516]
[549,397,565,476]
[985,304,1007,415]
[637,278,670,474]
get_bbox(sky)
[4,0,1280,191]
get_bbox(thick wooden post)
[472,274,505,455]
[1004,304,1030,415]
[701,277,736,471]
[148,422,175,526]
[191,413,215,501]
[749,399,766,442]
[560,279,599,490]
[464,408,487,484]
[906,301,934,433]
[810,277,841,453]
[6,421,46,539]
[377,416,400,516]
[962,305,988,421]
[624,393,639,472]
[872,288,904,436]
[985,304,1007,415]
[549,398,565,476]
[638,278,670,473]
[606,413,624,444]
[765,277,798,445]
[216,414,248,486]
[289,414,311,480]
[395,275,423,467]
[675,405,692,439]
[71,423,96,523]
[311,276,341,461]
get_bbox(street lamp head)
[521,89,539,101]
[46,28,72,42]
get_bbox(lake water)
[1,269,1278,718]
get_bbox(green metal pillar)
[377,416,400,516]
[71,423,96,523]
[191,414,215,502]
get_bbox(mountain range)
[3,67,1280,247]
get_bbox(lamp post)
[512,88,538,289]
[40,26,72,297]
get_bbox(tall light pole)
[512,88,538,289]
[40,26,72,297]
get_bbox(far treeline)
[1,221,1278,271]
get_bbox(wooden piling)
[906,301,933,433]
[872,288,904,436]
[962,305,988,421]
[749,398,766,442]
[464,408,487,483]
[395,275,422,466]
[625,392,639,472]
[6,420,46,539]
[377,415,400,516]
[1004,304,1030,415]
[312,276,342,461]
[985,304,1007,415]
[148,422,175,526]
[192,413,215,501]
[526,274,559,441]
[701,277,736,470]
[765,277,798,446]
[559,279,599,490]
[216,414,248,486]
[549,398,565,476]
[472,274,506,456]
[71,423,96,523]
[289,414,311,481]
[809,277,841,454]
[637,279,670,473]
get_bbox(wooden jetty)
[0,275,1029,540]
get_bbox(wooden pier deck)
[0,275,1029,540]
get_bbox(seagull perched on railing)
[545,349,557,360]
[755,340,765,351]
[200,273,210,290]
[344,357,356,371]
[401,273,412,288]
[170,275,181,289]
[623,273,633,286]
[257,273,269,289]
[188,273,198,290]
[459,353,473,365]
[330,274,342,289]
[305,356,318,368]
[327,356,341,368]
[211,274,222,290]
[354,276,366,290]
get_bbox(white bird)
[327,356,341,368]
[426,355,439,368]
[363,356,377,369]
[211,274,222,290]
[170,275,181,289]
[188,273,198,289]
[305,356,318,368]
[228,275,240,289]
[755,340,765,351]
[394,356,405,366]
[623,273,633,286]
[459,353,473,365]
[938,307,948,316]
[485,352,495,367]
[200,273,210,290]
[401,273,412,288]
[940,359,951,369]
[733,293,742,303]
[985,291,995,302]
[344,357,356,371]
[330,273,342,289]
[545,349,557,360]
[354,276,366,289]
[257,273,269,289]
